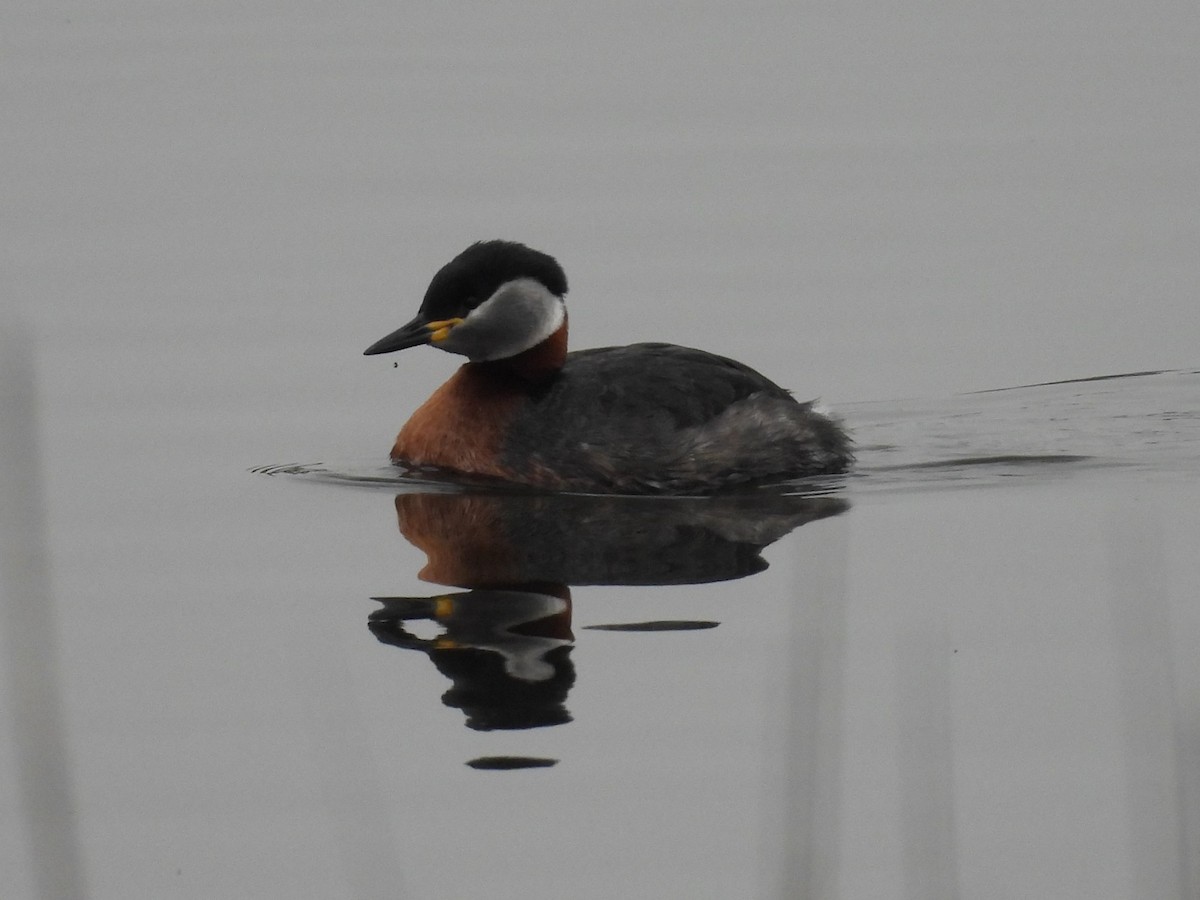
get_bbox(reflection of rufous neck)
[394,492,516,587]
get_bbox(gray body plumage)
[495,342,852,493]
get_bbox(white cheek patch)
[442,278,565,361]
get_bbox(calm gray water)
[5,3,1200,898]
[3,351,1198,899]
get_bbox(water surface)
[6,358,1197,899]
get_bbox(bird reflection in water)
[368,488,847,759]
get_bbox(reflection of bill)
[369,587,574,731]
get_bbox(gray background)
[3,4,1200,899]
[6,1,1198,409]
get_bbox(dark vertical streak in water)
[776,521,848,898]
[895,614,960,900]
[0,321,87,899]
[1106,498,1194,899]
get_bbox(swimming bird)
[364,241,851,494]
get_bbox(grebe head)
[364,241,568,362]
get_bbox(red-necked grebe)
[364,240,851,494]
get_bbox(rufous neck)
[487,315,568,383]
